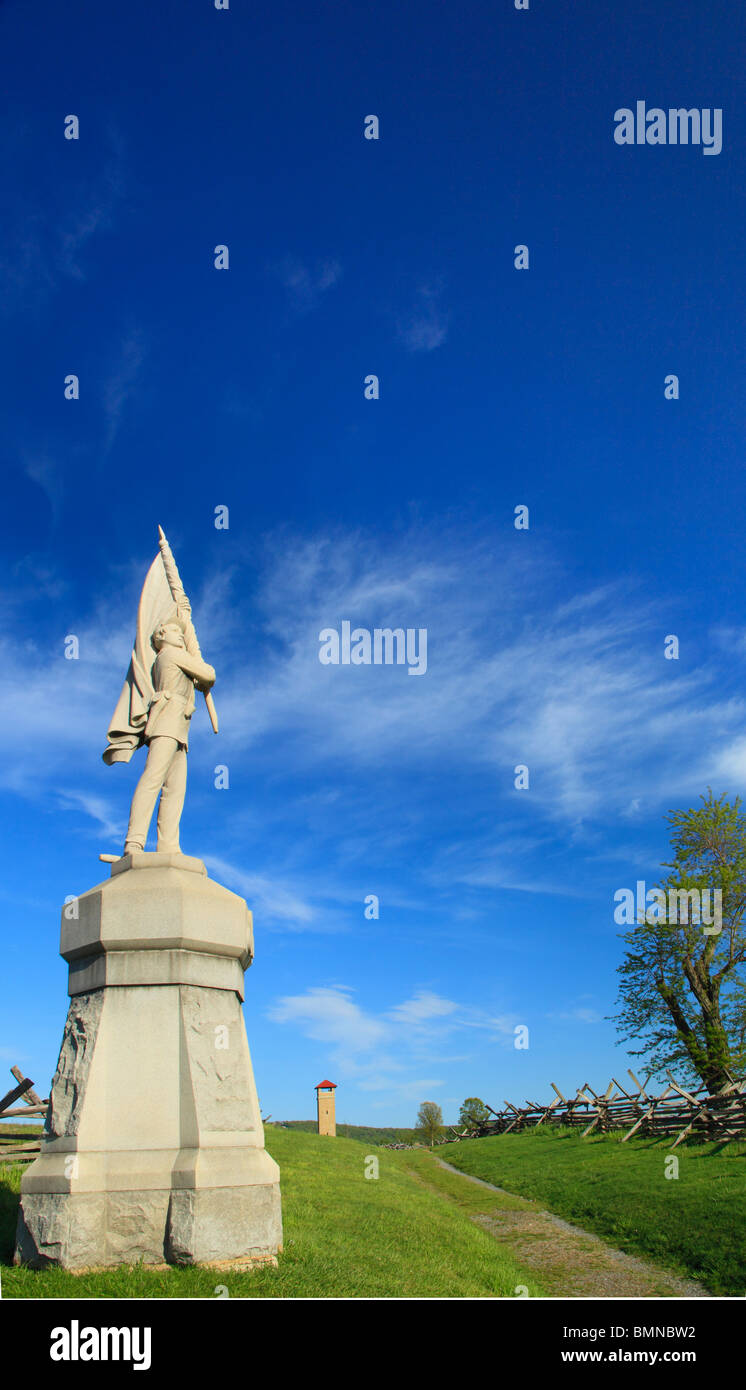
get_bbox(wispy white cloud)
[361,1076,445,1098]
[102,328,148,452]
[56,790,123,842]
[211,527,742,833]
[0,140,125,311]
[550,1006,603,1025]
[267,983,522,1099]
[268,986,388,1051]
[203,855,319,931]
[1,522,743,902]
[57,166,123,281]
[386,990,459,1026]
[23,453,66,526]
[273,255,341,313]
[397,283,448,352]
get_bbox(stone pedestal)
[14,852,282,1269]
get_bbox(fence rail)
[0,1065,48,1163]
[445,1070,746,1148]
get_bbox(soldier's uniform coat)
[143,644,211,748]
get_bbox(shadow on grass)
[0,1178,20,1265]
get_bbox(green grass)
[439,1127,746,1296]
[0,1128,543,1299]
[393,1146,540,1215]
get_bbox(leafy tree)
[415,1101,443,1147]
[458,1097,489,1129]
[613,791,746,1093]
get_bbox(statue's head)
[152,618,186,652]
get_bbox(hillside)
[1,1127,543,1298]
[440,1127,746,1296]
[4,1125,734,1297]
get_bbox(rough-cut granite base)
[14,854,282,1269]
[15,1184,283,1270]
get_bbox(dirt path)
[433,1158,709,1298]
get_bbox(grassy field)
[0,1127,543,1299]
[439,1127,746,1297]
[4,1125,742,1298]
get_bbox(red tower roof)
[315,1079,337,1089]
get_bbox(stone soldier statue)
[15,528,282,1274]
[103,528,217,856]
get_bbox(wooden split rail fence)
[0,1066,49,1163]
[447,1071,746,1149]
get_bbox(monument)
[14,529,282,1269]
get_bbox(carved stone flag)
[102,551,178,765]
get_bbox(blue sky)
[2,0,745,1126]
